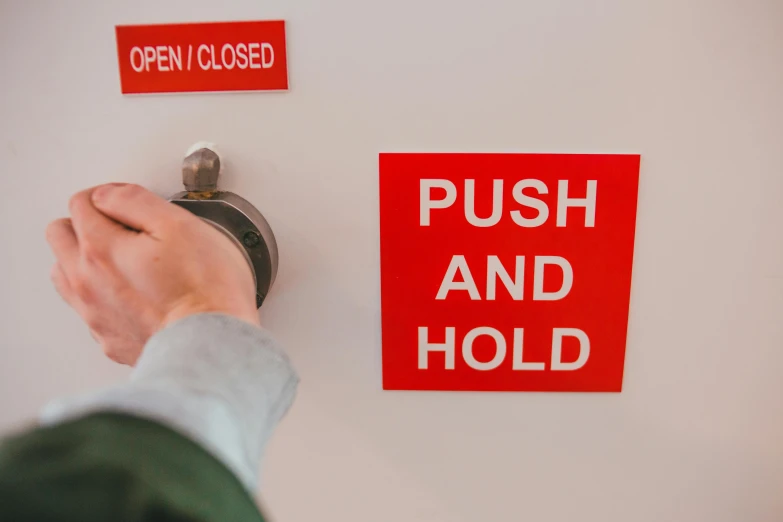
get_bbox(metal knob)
[182,147,221,192]
[169,143,278,308]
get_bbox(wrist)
[161,299,261,330]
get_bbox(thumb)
[91,183,192,236]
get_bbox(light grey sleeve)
[39,313,299,492]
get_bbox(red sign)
[115,21,288,94]
[379,153,640,392]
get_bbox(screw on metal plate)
[243,230,261,248]
[169,143,279,308]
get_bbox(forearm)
[39,313,299,491]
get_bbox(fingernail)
[92,183,125,203]
[92,186,110,203]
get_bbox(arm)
[40,313,298,490]
[0,184,297,521]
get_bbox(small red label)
[379,153,640,392]
[115,21,288,94]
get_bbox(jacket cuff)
[40,313,299,491]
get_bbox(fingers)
[50,263,75,305]
[45,218,79,275]
[91,183,192,237]
[69,188,131,247]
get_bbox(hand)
[45,183,260,366]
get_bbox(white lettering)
[169,46,182,71]
[249,43,261,69]
[143,46,156,72]
[486,255,524,300]
[464,179,503,227]
[551,328,590,370]
[416,178,601,228]
[436,255,480,300]
[416,327,590,372]
[156,45,168,71]
[420,179,457,226]
[418,327,455,370]
[236,43,249,69]
[221,43,236,70]
[210,45,222,69]
[533,256,573,301]
[557,180,597,227]
[197,44,210,70]
[512,329,546,370]
[463,327,506,371]
[130,47,144,72]
[261,42,274,68]
[511,179,549,227]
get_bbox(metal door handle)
[169,144,278,308]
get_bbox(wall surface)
[1,1,782,521]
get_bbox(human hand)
[45,183,260,366]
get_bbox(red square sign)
[379,153,640,392]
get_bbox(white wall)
[1,1,782,520]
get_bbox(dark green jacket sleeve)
[0,413,266,522]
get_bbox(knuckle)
[50,266,71,302]
[102,344,115,359]
[101,338,135,366]
[50,264,64,286]
[68,191,87,215]
[82,305,107,331]
[45,218,70,244]
[103,345,124,365]
[44,220,59,242]
[83,310,98,327]
[165,213,195,236]
[70,275,93,303]
[80,241,106,265]
[84,312,104,333]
